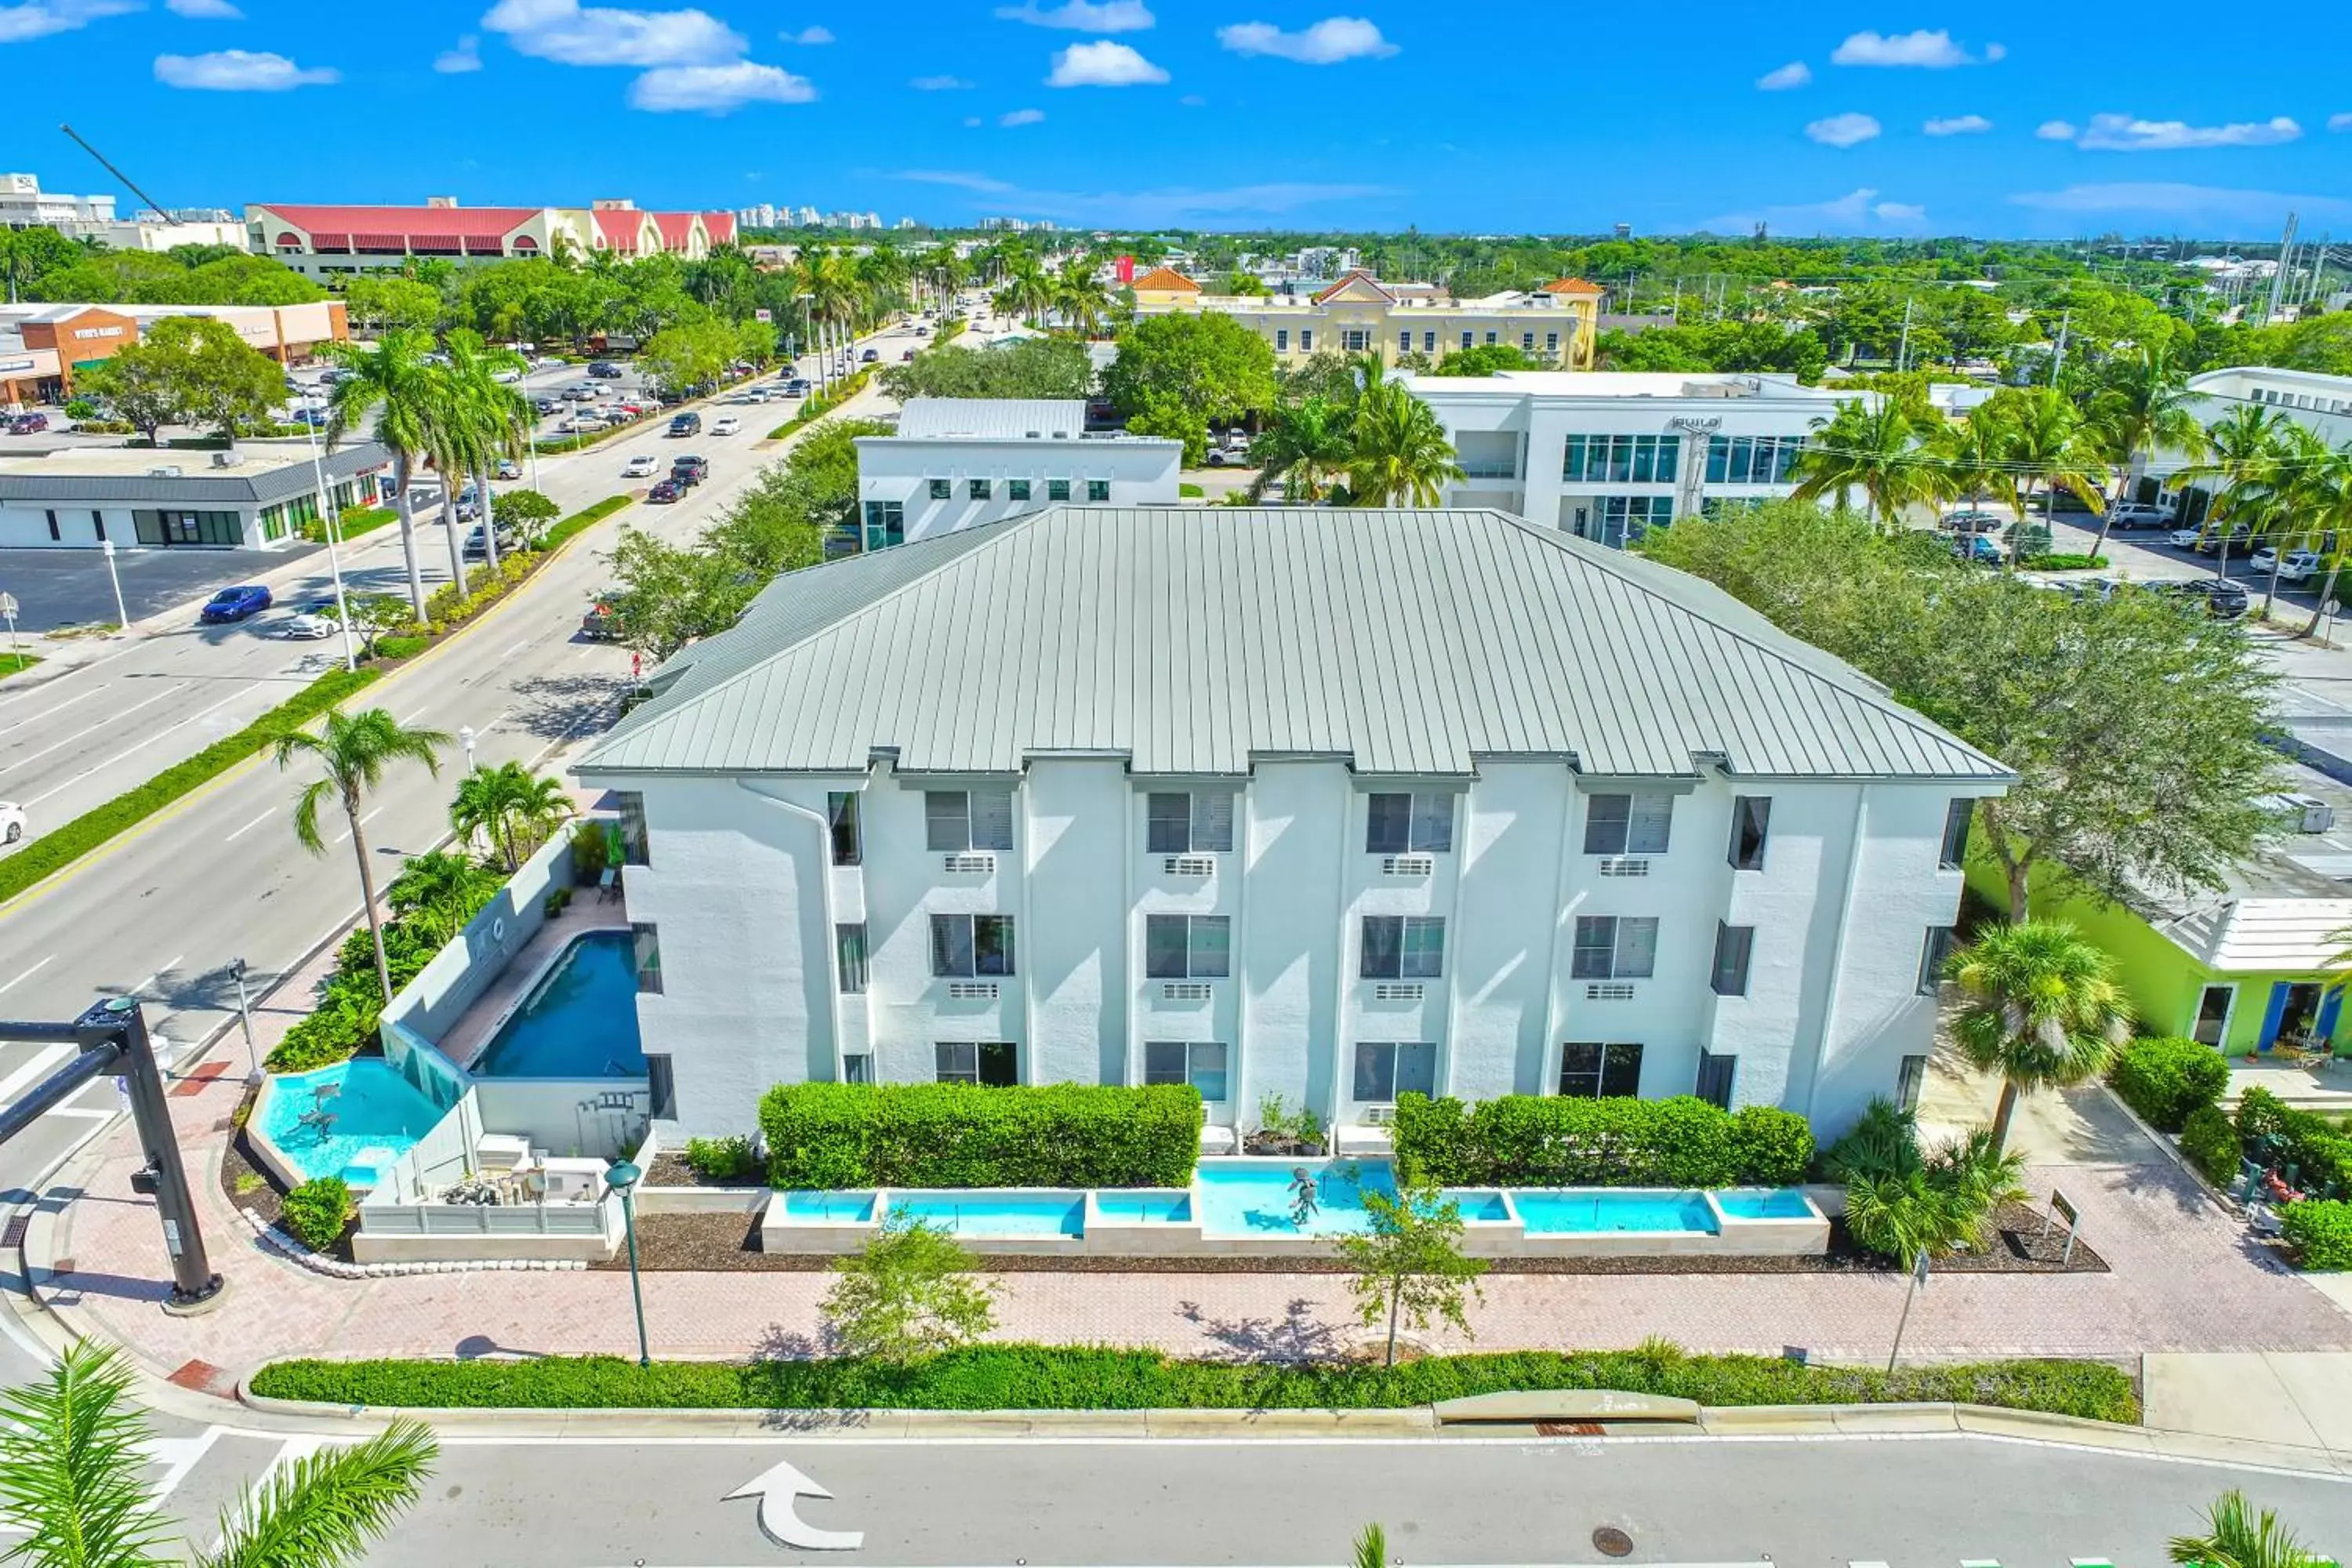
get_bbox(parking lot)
[0,539,319,630]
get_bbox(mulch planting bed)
[216,1089,358,1263]
[590,1200,2107,1276]
[645,1152,766,1189]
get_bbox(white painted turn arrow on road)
[727,1458,865,1552]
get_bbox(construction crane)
[58,122,172,219]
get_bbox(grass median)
[0,665,382,906]
[248,1345,2140,1423]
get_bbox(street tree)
[492,487,561,543]
[1102,311,1277,429]
[344,593,416,659]
[879,338,1093,402]
[639,317,738,397]
[343,275,445,333]
[1334,1176,1486,1368]
[71,346,180,445]
[604,528,759,662]
[1788,398,1937,531]
[154,316,286,442]
[1945,920,2132,1155]
[1345,378,1465,506]
[451,761,575,873]
[325,329,442,617]
[821,1214,997,1365]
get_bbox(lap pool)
[472,930,647,1078]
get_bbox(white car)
[0,800,24,844]
[565,413,611,432]
[277,612,340,641]
[492,368,524,385]
[710,416,741,436]
[2169,527,2205,550]
[2252,547,2325,583]
[622,454,658,478]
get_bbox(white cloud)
[2331,112,2352,132]
[1805,111,1881,147]
[1923,114,1991,136]
[1046,38,1164,85]
[1874,201,1926,222]
[2008,182,2352,225]
[481,0,742,67]
[1215,16,1396,64]
[0,0,139,43]
[1755,60,1809,90]
[1000,107,1044,125]
[628,58,815,110]
[910,73,971,89]
[154,48,338,88]
[993,0,1151,30]
[779,24,829,42]
[2035,119,2077,140]
[1831,28,1997,67]
[1702,187,1928,233]
[2066,112,2301,151]
[164,0,241,16]
[434,34,482,70]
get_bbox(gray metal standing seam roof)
[892,398,1087,441]
[577,506,2014,784]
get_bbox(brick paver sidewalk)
[42,1065,2352,1387]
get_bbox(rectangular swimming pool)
[473,930,647,1078]
[1715,1188,1817,1220]
[1514,1190,1718,1234]
[887,1192,1087,1237]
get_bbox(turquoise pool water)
[783,1191,877,1221]
[1515,1190,1716,1234]
[1092,1190,1192,1224]
[1195,1159,1399,1236]
[1715,1188,1816,1220]
[888,1192,1087,1236]
[474,931,647,1078]
[256,1060,445,1187]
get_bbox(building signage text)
[1669,415,1723,432]
[72,326,123,340]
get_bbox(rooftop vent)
[210,449,238,468]
[145,465,183,478]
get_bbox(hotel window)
[835,923,868,994]
[631,924,663,993]
[1424,330,1436,353]
[928,477,952,499]
[931,913,1016,978]
[862,499,903,550]
[1007,477,1032,503]
[926,789,1014,852]
[1354,1041,1436,1103]
[1366,792,1454,854]
[1711,924,1755,996]
[1399,328,1412,354]
[1940,798,1973,870]
[1460,331,1473,350]
[1145,1040,1230,1102]
[969,477,992,500]
[1145,914,1231,979]
[1276,329,1290,352]
[1147,789,1235,854]
[1087,478,1110,502]
[827,791,862,865]
[1584,792,1672,855]
[1559,1041,1642,1098]
[1727,796,1770,870]
[936,1040,1018,1087]
[1918,926,1955,994]
[1521,331,1535,351]
[1563,433,1682,485]
[1300,328,1314,351]
[1545,331,1559,354]
[843,1053,874,1084]
[1048,478,1071,501]
[1360,916,1446,979]
[1696,1049,1736,1109]
[1342,328,1370,352]
[1571,916,1657,980]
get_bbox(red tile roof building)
[246,199,720,276]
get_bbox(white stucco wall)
[855,433,1182,546]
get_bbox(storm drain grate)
[1535,1420,1606,1436]
[2,1215,27,1250]
[1592,1527,1635,1558]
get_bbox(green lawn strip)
[0,665,382,906]
[766,369,874,440]
[249,1346,2138,1422]
[303,505,397,544]
[0,655,42,683]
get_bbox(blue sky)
[5,0,2350,238]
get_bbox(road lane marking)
[328,804,388,846]
[0,1045,71,1111]
[503,638,532,658]
[0,682,185,778]
[23,687,259,807]
[223,807,279,844]
[126,955,184,1000]
[0,956,53,996]
[0,680,109,723]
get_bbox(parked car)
[492,368,524,385]
[666,412,701,437]
[495,457,523,480]
[564,413,611,433]
[276,611,339,640]
[2160,579,2251,619]
[2194,524,2253,555]
[2252,547,2325,583]
[581,598,626,639]
[2168,526,2206,550]
[199,584,273,622]
[1940,510,2004,534]
[464,523,522,557]
[670,455,710,485]
[535,355,566,370]
[3,412,49,434]
[647,477,684,504]
[1954,535,2005,566]
[710,416,741,436]
[0,800,24,844]
[587,361,625,379]
[622,454,658,478]
[2104,502,2173,531]
[533,397,561,416]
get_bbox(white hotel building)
[577,506,2009,1148]
[851,398,1181,551]
[1406,371,1862,548]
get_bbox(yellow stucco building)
[1128,267,1602,370]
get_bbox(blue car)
[1955,535,2005,566]
[200,584,273,622]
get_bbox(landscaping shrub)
[765,369,874,439]
[371,634,430,662]
[0,665,380,906]
[682,1135,759,1182]
[249,1345,2139,1423]
[280,1177,353,1252]
[2019,553,2107,571]
[760,1083,1200,1189]
[1818,1096,1921,1181]
[265,873,495,1071]
[1390,1093,1803,1189]
[2236,1086,2352,1200]
[303,505,396,544]
[2108,1036,2230,1131]
[2180,1104,2243,1184]
[2280,1200,2352,1270]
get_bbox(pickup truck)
[580,598,626,641]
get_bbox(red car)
[4,412,49,434]
[648,478,684,503]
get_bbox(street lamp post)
[606,1157,650,1368]
[299,407,358,673]
[98,538,127,632]
[229,956,258,1082]
[459,724,477,773]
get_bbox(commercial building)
[851,398,1180,551]
[0,173,244,252]
[1131,268,1604,372]
[2183,366,2352,447]
[575,505,2009,1144]
[1405,371,1860,547]
[245,198,735,278]
[0,300,347,408]
[0,438,388,550]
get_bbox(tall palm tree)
[2292,442,2352,638]
[1788,398,1934,532]
[451,760,575,872]
[1248,397,1353,503]
[275,708,451,1002]
[2173,403,2294,586]
[993,251,1056,328]
[0,1342,435,1568]
[437,332,529,572]
[1944,920,2132,1156]
[1345,379,1464,506]
[1994,386,2108,565]
[323,329,440,618]
[2087,344,2208,563]
[1927,404,2012,517]
[2169,1490,2327,1568]
[1053,257,1111,337]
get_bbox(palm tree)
[1994,387,2108,566]
[2087,344,2208,563]
[275,708,451,1002]
[451,760,575,873]
[1248,397,1354,503]
[2173,404,2294,586]
[993,251,1056,328]
[2292,442,2352,638]
[1353,1523,1390,1568]
[1926,404,2011,517]
[0,1342,434,1568]
[323,329,441,618]
[2170,1490,2327,1568]
[439,332,529,572]
[1944,920,2132,1156]
[1053,257,1111,337]
[386,849,500,945]
[1345,379,1464,506]
[1788,398,1934,532]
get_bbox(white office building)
[1406,371,1862,548]
[0,440,388,550]
[851,399,1181,552]
[2183,366,2352,447]
[575,506,2010,1146]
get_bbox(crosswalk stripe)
[0,1045,71,1112]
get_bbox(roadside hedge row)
[0,665,381,906]
[2281,1200,2352,1270]
[249,1345,2140,1422]
[758,1082,1201,1189]
[300,505,395,545]
[1388,1093,1815,1189]
[2107,1036,2230,1131]
[408,495,632,639]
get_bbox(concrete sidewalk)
[2146,1351,2352,1456]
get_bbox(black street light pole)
[0,996,223,1314]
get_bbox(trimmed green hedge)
[281,1177,352,1251]
[248,1345,2138,1422]
[2108,1036,2230,1131]
[759,1082,1201,1189]
[1390,1093,1815,1189]
[2238,1086,2352,1200]
[2281,1200,2352,1270]
[301,505,396,544]
[767,368,873,439]
[0,665,381,906]
[2180,1104,2241,1183]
